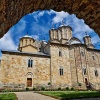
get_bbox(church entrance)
[27,78,32,87]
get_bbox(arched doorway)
[26,72,33,87]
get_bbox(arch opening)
[0,9,100,57]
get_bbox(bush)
[78,83,82,86]
[48,82,51,85]
[58,87,61,91]
[41,87,45,91]
[66,87,69,91]
[33,87,37,91]
[71,87,75,91]
[26,87,29,91]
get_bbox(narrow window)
[59,68,63,76]
[30,40,31,44]
[83,68,87,75]
[92,56,95,60]
[95,70,98,77]
[60,68,62,75]
[22,40,23,46]
[31,60,33,67]
[59,51,62,56]
[26,40,27,45]
[81,51,84,56]
[28,59,33,68]
[28,59,30,67]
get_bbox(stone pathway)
[15,92,59,100]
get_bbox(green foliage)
[26,87,29,91]
[0,93,16,100]
[33,87,37,91]
[78,83,82,86]
[71,87,75,91]
[58,87,61,91]
[41,87,46,91]
[48,82,51,85]
[66,87,69,91]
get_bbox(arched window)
[81,51,84,56]
[30,40,31,44]
[26,40,27,45]
[59,67,63,76]
[59,51,62,56]
[92,56,95,60]
[28,59,33,68]
[83,68,87,75]
[94,70,98,77]
[22,40,23,46]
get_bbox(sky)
[0,10,100,57]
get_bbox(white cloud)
[52,11,69,24]
[38,11,45,17]
[0,30,17,51]
[15,19,27,34]
[32,35,39,40]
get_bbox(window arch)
[28,59,33,68]
[83,68,87,75]
[59,67,63,76]
[94,70,98,77]
[59,51,62,56]
[81,51,84,56]
[92,56,95,60]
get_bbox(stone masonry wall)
[50,44,72,88]
[0,53,50,89]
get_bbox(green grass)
[0,93,16,100]
[39,91,100,99]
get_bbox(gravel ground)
[15,92,59,100]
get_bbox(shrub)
[48,82,51,85]
[71,87,75,91]
[26,87,29,91]
[66,87,69,91]
[41,87,45,91]
[33,87,37,91]
[58,87,61,91]
[78,83,82,86]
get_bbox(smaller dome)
[69,37,82,45]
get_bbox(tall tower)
[59,25,72,44]
[83,34,94,49]
[49,21,72,44]
[49,29,58,41]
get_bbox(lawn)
[0,93,16,100]
[39,91,100,99]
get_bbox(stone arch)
[26,72,33,77]
[0,0,100,38]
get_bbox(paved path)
[15,92,58,100]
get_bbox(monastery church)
[0,24,100,90]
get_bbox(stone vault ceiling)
[0,0,100,38]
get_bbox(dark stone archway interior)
[0,0,100,38]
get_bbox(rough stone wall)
[86,50,100,89]
[70,45,100,90]
[0,0,100,38]
[50,44,72,88]
[0,53,50,89]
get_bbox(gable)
[21,45,38,53]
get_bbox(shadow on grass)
[39,91,100,100]
[60,91,100,100]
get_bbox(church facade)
[0,24,100,90]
